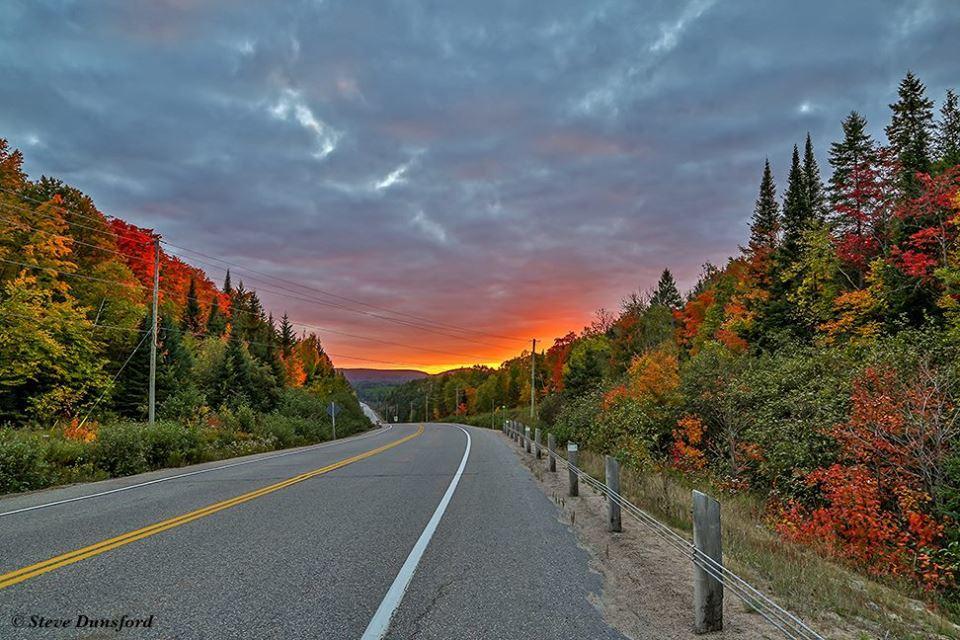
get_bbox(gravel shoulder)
[504,432,779,640]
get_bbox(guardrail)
[501,419,824,640]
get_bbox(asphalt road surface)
[0,422,628,640]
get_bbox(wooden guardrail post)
[605,455,621,533]
[524,427,531,453]
[567,443,578,497]
[693,490,723,633]
[534,428,542,459]
[547,433,556,472]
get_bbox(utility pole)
[530,338,536,422]
[330,401,337,439]
[148,236,160,426]
[409,400,414,423]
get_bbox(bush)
[159,385,209,427]
[142,421,204,469]
[0,430,52,493]
[93,422,148,477]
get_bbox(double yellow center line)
[0,424,424,591]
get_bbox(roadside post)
[328,401,338,440]
[547,433,556,472]
[605,455,621,532]
[692,490,723,633]
[567,443,579,497]
[524,426,531,453]
[534,428,542,459]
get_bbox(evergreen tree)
[206,296,226,337]
[936,88,960,167]
[802,133,826,220]
[181,276,203,336]
[223,269,232,296]
[279,312,296,357]
[886,71,934,197]
[115,311,192,418]
[747,160,780,257]
[829,111,875,213]
[215,329,255,409]
[649,269,682,309]
[781,145,808,263]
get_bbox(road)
[0,423,628,639]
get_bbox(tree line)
[0,141,369,492]
[382,72,960,594]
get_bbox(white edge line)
[360,425,472,640]
[0,424,396,518]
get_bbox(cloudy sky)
[1,0,958,371]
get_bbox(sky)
[1,0,959,372]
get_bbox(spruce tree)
[206,296,226,337]
[113,314,153,418]
[279,312,296,357]
[886,71,934,197]
[223,269,232,296]
[802,133,826,220]
[747,160,780,256]
[829,111,875,213]
[937,88,960,167]
[181,276,203,336]
[649,269,682,309]
[781,145,807,263]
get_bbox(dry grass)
[575,450,960,640]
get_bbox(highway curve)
[0,423,628,639]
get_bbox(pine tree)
[781,145,807,263]
[649,269,682,309]
[830,111,875,214]
[206,296,226,337]
[802,133,826,220]
[936,88,960,167]
[886,71,934,197]
[747,160,780,257]
[279,312,296,357]
[181,276,203,336]
[223,269,232,296]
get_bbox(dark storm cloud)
[1,0,958,367]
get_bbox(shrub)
[92,422,148,476]
[142,421,203,469]
[0,430,52,493]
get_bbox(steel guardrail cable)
[509,426,825,640]
[563,459,821,640]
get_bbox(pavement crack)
[408,575,459,639]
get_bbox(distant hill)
[340,368,429,385]
[340,368,430,403]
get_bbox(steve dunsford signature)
[11,614,156,632]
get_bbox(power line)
[162,240,526,343]
[0,193,523,351]
[76,329,152,428]
[162,246,518,351]
[0,212,153,265]
[0,254,496,362]
[1,187,534,354]
[0,308,437,368]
